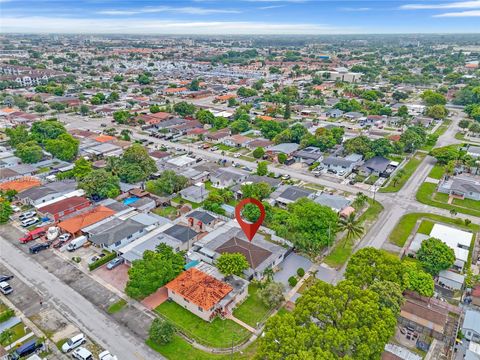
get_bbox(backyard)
[233,283,274,327]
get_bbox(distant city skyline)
[1,0,480,34]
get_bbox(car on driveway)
[19,211,36,221]
[106,257,124,270]
[58,233,71,242]
[0,281,13,295]
[62,333,86,353]
[72,347,93,360]
[21,217,39,227]
[29,242,50,254]
[99,350,118,360]
[88,253,105,265]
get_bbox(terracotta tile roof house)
[205,129,231,141]
[245,138,273,150]
[224,134,251,147]
[215,94,236,102]
[257,115,274,121]
[0,177,41,192]
[37,196,91,221]
[165,87,188,94]
[166,268,233,311]
[58,205,115,234]
[93,134,116,143]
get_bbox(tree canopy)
[216,253,249,276]
[145,170,188,196]
[417,237,455,275]
[78,169,120,199]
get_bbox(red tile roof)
[0,177,41,192]
[58,205,115,234]
[37,196,90,216]
[165,268,232,311]
[94,134,116,143]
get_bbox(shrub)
[288,276,298,287]
[149,318,174,345]
[297,268,305,277]
[0,308,15,322]
[88,252,117,271]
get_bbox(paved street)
[0,227,164,360]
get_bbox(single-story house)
[210,167,249,189]
[37,196,91,221]
[437,269,465,291]
[438,175,480,201]
[358,156,392,177]
[17,180,78,206]
[186,210,221,232]
[165,263,248,322]
[313,193,351,212]
[267,143,300,157]
[223,134,251,148]
[162,223,199,249]
[467,145,480,158]
[321,156,357,175]
[293,146,323,165]
[463,310,480,342]
[58,205,116,236]
[271,185,315,208]
[180,184,209,204]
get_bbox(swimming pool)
[123,196,140,205]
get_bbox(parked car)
[53,239,68,249]
[233,153,241,158]
[11,205,21,212]
[281,174,291,180]
[72,347,93,360]
[0,274,13,282]
[29,242,50,254]
[19,211,36,221]
[106,257,124,270]
[100,123,107,127]
[21,217,39,227]
[62,333,86,353]
[99,350,118,360]
[9,339,42,360]
[327,168,337,174]
[0,281,13,295]
[58,233,71,242]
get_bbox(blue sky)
[1,0,480,34]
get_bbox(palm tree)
[352,193,368,210]
[263,267,274,283]
[339,214,365,246]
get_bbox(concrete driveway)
[274,252,312,287]
[94,264,129,292]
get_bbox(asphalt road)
[0,234,164,360]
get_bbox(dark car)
[0,274,13,282]
[29,243,50,254]
[53,239,68,249]
[9,339,42,360]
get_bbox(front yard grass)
[171,196,201,209]
[324,199,384,268]
[107,299,127,314]
[417,220,434,235]
[428,165,444,180]
[379,152,426,193]
[155,301,249,348]
[0,322,28,346]
[388,212,480,247]
[147,335,259,360]
[153,206,178,219]
[233,283,272,327]
[416,183,480,217]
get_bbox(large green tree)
[148,318,174,345]
[0,200,13,224]
[417,237,455,275]
[30,119,66,143]
[126,244,184,299]
[5,125,30,147]
[109,144,157,183]
[257,281,397,360]
[145,170,188,196]
[14,141,43,163]
[216,253,249,276]
[44,133,79,161]
[78,169,120,199]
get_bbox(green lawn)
[155,301,250,348]
[107,299,127,314]
[417,220,434,235]
[147,335,259,360]
[217,144,234,151]
[233,284,273,327]
[379,152,426,193]
[324,199,384,268]
[416,183,480,217]
[452,197,480,212]
[388,212,479,247]
[365,175,379,185]
[153,206,178,219]
[420,121,451,152]
[428,165,444,180]
[171,196,201,209]
[0,322,28,346]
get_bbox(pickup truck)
[19,228,46,243]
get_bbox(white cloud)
[340,7,372,12]
[400,0,480,9]
[97,6,242,16]
[258,5,286,9]
[0,16,358,34]
[433,9,480,15]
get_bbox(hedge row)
[0,308,15,323]
[88,252,117,271]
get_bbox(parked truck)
[66,235,87,252]
[19,228,46,243]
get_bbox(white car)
[21,217,39,227]
[233,153,241,158]
[62,333,86,353]
[11,205,21,212]
[19,211,36,221]
[58,233,71,241]
[0,281,13,295]
[71,347,93,360]
[99,350,118,360]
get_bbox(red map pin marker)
[235,198,266,242]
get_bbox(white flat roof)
[430,223,472,248]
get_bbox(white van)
[66,236,87,252]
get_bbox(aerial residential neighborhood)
[0,1,480,359]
